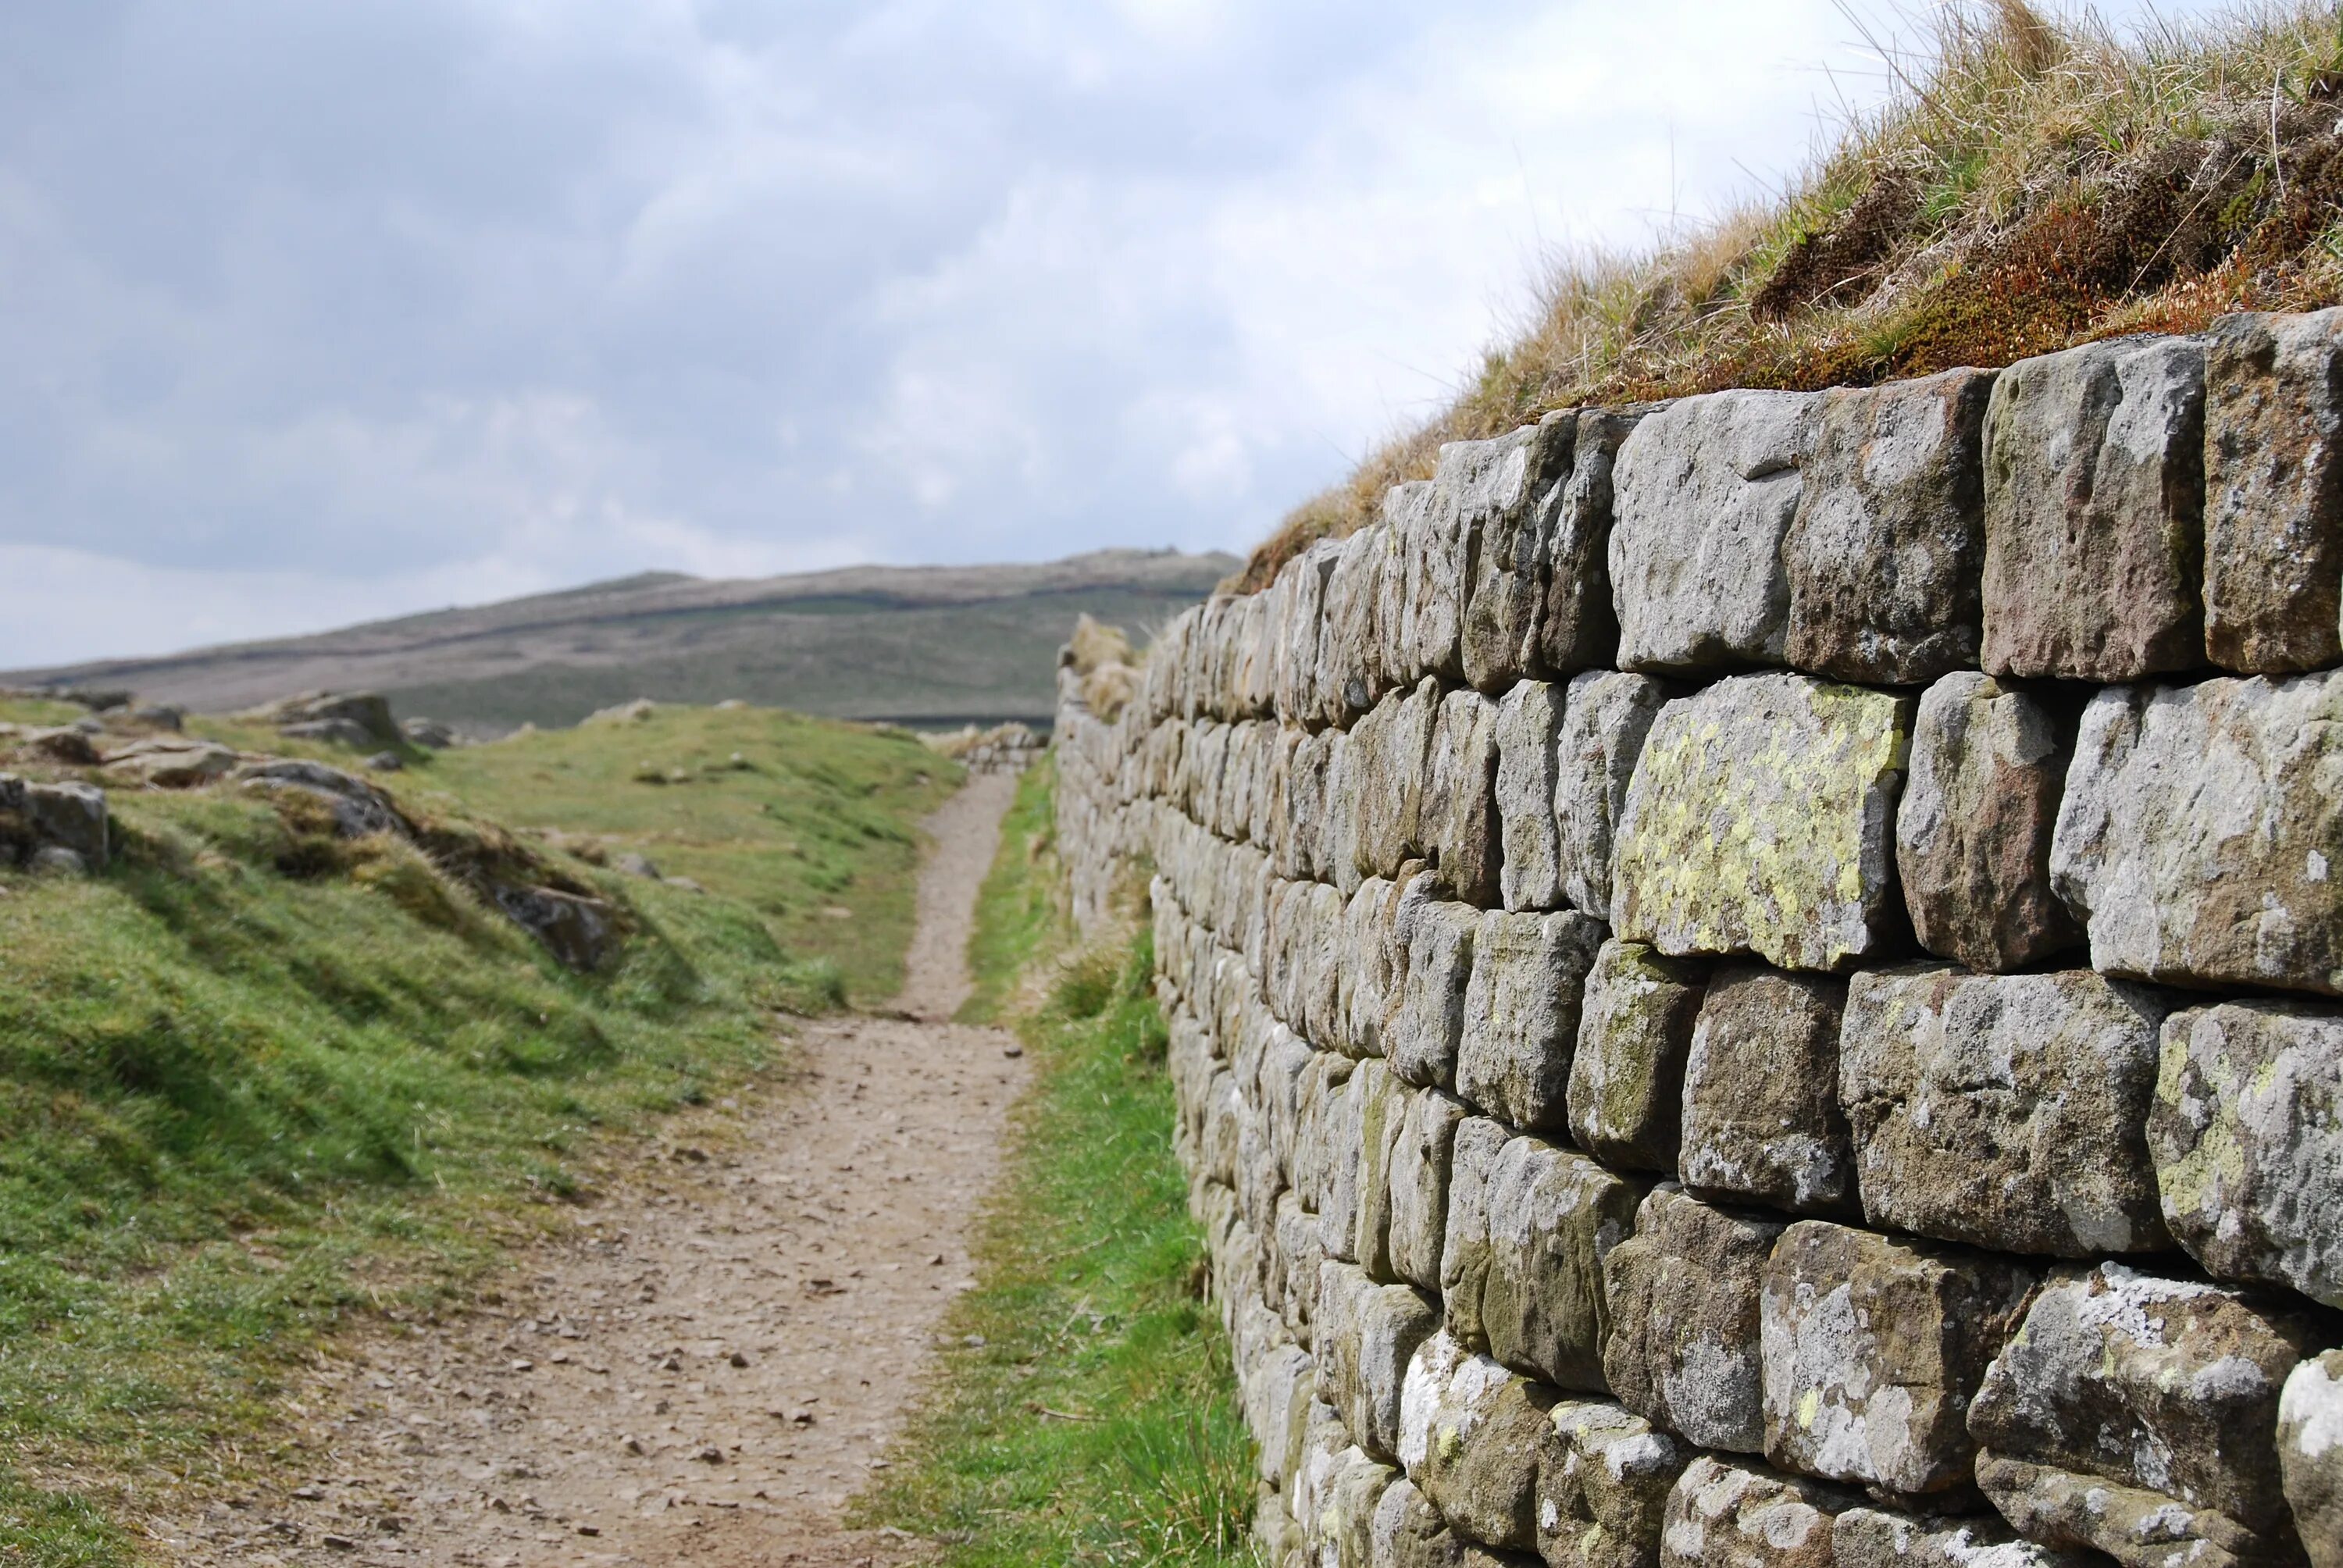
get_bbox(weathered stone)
[1378,483,1436,689]
[1785,369,1994,684]
[16,725,99,765]
[1389,1087,1468,1293]
[1457,909,1607,1132]
[1388,890,1479,1090]
[1841,965,2172,1257]
[1317,1259,1442,1464]
[1374,1475,1471,1568]
[1556,672,1670,920]
[1679,968,1855,1217]
[1539,1399,1692,1568]
[1567,941,1706,1174]
[2280,1350,2343,1568]
[1831,1508,2089,1568]
[1540,408,1646,675]
[1399,474,1474,686]
[1602,1185,1785,1456]
[1323,522,1399,725]
[1612,674,1911,974]
[1342,875,1405,1060]
[1760,1221,2037,1503]
[1611,390,1817,673]
[1321,1057,1374,1263]
[1351,679,1443,882]
[2149,1000,2343,1306]
[2204,308,2343,674]
[1427,690,1503,907]
[1402,1331,1556,1552]
[1981,335,2206,681]
[1970,1263,2318,1568]
[241,761,409,840]
[1659,1456,1860,1568]
[1305,1441,1400,1568]
[492,886,620,973]
[1276,539,1341,725]
[1442,1117,1514,1352]
[1497,681,1567,912]
[1459,416,1581,692]
[16,780,109,868]
[1443,1131,1645,1392]
[101,737,239,788]
[1356,1060,1410,1279]
[1895,672,2080,972]
[2049,672,2343,996]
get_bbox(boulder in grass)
[491,886,619,973]
[102,738,240,789]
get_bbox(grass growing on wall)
[0,705,957,1565]
[861,762,1258,1566]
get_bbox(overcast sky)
[0,0,2219,666]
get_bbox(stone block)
[1378,482,1435,689]
[1389,889,1479,1091]
[1895,672,2080,972]
[1349,679,1442,882]
[1556,671,1670,920]
[1441,1117,1514,1352]
[1612,674,1911,974]
[1457,909,1607,1132]
[1316,1258,1441,1464]
[2149,1000,2343,1306]
[1402,1331,1557,1552]
[1567,940,1706,1174]
[1760,1220,2037,1503]
[1496,680,1567,912]
[1831,1509,2088,1568]
[2050,672,2343,996]
[1970,1263,2319,1568]
[1321,1056,1375,1263]
[1540,408,1646,675]
[2204,308,2343,673]
[1321,522,1397,724]
[1457,415,1581,692]
[1427,688,1503,907]
[1342,875,1405,1060]
[1602,1184,1784,1456]
[1304,1441,1399,1568]
[1539,1399,1692,1568]
[1276,539,1341,725]
[1611,390,1817,672]
[1374,1475,1470,1568]
[1659,1456,1860,1568]
[1981,335,2206,681]
[1398,474,1474,686]
[1679,968,1855,1217]
[1443,1131,1645,1392]
[1841,965,2172,1257]
[2281,1351,2343,1568]
[1785,369,1994,684]
[1389,1086,1468,1293]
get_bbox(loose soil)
[155,769,1030,1567]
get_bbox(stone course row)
[1052,312,2343,1568]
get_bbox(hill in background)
[6,548,1236,734]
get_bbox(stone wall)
[1053,312,2343,1568]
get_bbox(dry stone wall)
[1054,311,2343,1568]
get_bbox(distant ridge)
[7,548,1237,734]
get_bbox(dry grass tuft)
[1228,0,2343,593]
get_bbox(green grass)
[859,763,1257,1566]
[0,704,958,1563]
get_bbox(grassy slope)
[0,699,957,1563]
[1237,0,2343,589]
[860,760,1257,1567]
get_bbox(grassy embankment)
[1239,0,2343,588]
[0,699,956,1564]
[861,758,1258,1566]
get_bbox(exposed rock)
[1388,891,1479,1090]
[1389,1087,1468,1294]
[491,886,620,973]
[1316,1260,1443,1465]
[1895,672,2081,973]
[1401,1330,1555,1552]
[1457,909,1606,1132]
[280,718,380,748]
[2202,308,2343,673]
[1426,690,1503,907]
[613,852,665,880]
[27,846,87,876]
[100,738,239,789]
[259,690,403,749]
[1539,408,1646,675]
[1611,674,1911,974]
[1602,1185,1782,1456]
[1556,672,1670,920]
[2149,1000,2343,1306]
[1496,680,1566,912]
[2049,672,2343,996]
[1539,1398,1692,1568]
[238,760,408,839]
[1840,965,2172,1257]
[1567,940,1706,1174]
[1969,1263,2318,1568]
[1659,1455,1860,1568]
[584,697,658,726]
[1679,968,1855,1217]
[1760,1220,2037,1503]
[1457,415,1580,692]
[1785,369,1994,684]
[2280,1351,2343,1568]
[363,750,404,772]
[1611,390,1817,673]
[1981,335,2206,681]
[1831,1508,2090,1568]
[16,726,100,765]
[130,703,185,731]
[3,779,110,869]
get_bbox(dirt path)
[159,770,1029,1568]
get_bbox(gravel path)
[159,769,1029,1567]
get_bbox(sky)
[0,0,2224,666]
